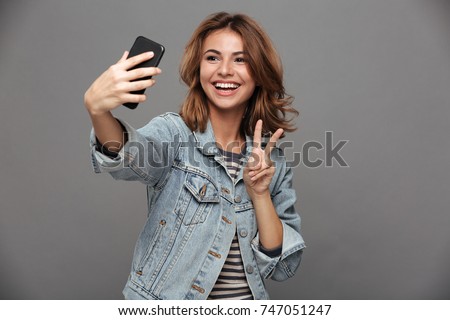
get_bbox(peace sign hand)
[243,120,284,199]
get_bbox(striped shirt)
[208,147,253,300]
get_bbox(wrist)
[249,190,271,201]
[88,108,110,118]
[86,102,109,118]
[84,91,107,117]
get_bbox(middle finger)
[124,78,156,92]
[253,119,263,148]
[125,67,161,81]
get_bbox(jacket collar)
[192,118,254,158]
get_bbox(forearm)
[251,191,283,250]
[89,111,127,154]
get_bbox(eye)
[235,57,246,64]
[206,55,219,62]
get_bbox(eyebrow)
[203,49,247,56]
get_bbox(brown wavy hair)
[179,12,298,136]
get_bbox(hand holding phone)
[84,36,164,115]
[123,36,165,109]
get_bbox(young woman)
[85,12,305,300]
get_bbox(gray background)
[1,0,449,299]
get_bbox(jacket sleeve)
[251,151,306,281]
[89,114,180,188]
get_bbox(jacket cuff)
[259,243,282,258]
[251,221,306,279]
[90,118,137,173]
[94,121,127,159]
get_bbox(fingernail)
[148,51,154,56]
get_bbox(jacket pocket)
[174,171,219,226]
[135,219,166,276]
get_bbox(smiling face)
[200,29,256,115]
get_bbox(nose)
[218,59,234,77]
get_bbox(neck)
[209,107,245,153]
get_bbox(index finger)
[253,119,263,148]
[117,51,129,63]
[120,51,154,70]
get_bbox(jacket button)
[234,195,242,203]
[192,284,205,294]
[222,216,232,224]
[208,250,222,259]
[246,265,254,274]
[221,187,230,194]
[239,229,248,238]
[199,184,207,199]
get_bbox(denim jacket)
[90,112,305,300]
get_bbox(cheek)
[199,74,213,99]
[244,71,256,85]
[199,76,209,93]
[199,65,211,86]
[200,82,209,96]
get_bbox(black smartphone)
[123,36,165,109]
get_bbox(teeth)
[214,82,240,89]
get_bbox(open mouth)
[213,82,241,91]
